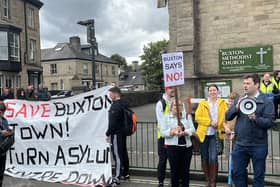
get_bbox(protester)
[195,84,227,187]
[155,86,175,187]
[226,73,275,187]
[160,98,195,187]
[260,72,274,100]
[25,84,36,101]
[272,70,280,118]
[0,102,14,187]
[223,92,239,159]
[106,87,130,185]
[0,88,14,101]
[37,83,51,101]
[16,88,26,100]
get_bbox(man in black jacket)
[106,87,129,185]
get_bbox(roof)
[41,43,119,65]
[119,72,144,86]
[26,0,44,9]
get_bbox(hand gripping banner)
[4,86,112,186]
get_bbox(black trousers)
[0,154,6,187]
[274,95,280,118]
[167,146,193,187]
[111,134,129,179]
[157,137,167,183]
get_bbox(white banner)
[162,52,184,87]
[4,86,112,186]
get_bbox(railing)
[127,121,280,177]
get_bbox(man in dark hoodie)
[106,86,129,185]
[225,74,275,187]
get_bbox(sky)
[39,0,169,63]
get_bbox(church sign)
[219,46,273,74]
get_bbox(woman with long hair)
[160,98,195,187]
[195,84,228,187]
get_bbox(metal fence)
[126,121,280,177]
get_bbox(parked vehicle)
[51,90,74,99]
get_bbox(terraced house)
[41,36,119,92]
[0,0,43,94]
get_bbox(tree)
[110,54,132,72]
[140,40,168,91]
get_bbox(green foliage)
[140,40,168,90]
[110,54,132,72]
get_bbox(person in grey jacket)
[225,74,275,187]
[160,98,195,187]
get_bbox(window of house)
[50,64,57,74]
[51,82,58,90]
[95,64,99,74]
[9,32,20,62]
[29,39,36,61]
[27,7,35,28]
[83,64,88,75]
[60,79,64,90]
[111,66,116,76]
[15,76,20,88]
[105,65,109,76]
[2,0,9,18]
[0,31,8,60]
[5,76,13,88]
[0,76,2,95]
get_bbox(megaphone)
[239,98,257,115]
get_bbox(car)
[51,90,74,99]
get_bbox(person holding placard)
[160,98,195,187]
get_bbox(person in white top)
[160,98,195,187]
[155,86,175,187]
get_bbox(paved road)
[2,176,278,187]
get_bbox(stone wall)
[168,0,280,98]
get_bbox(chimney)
[69,36,81,52]
[132,61,139,72]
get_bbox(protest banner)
[4,86,112,187]
[162,52,184,87]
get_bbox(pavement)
[2,175,279,187]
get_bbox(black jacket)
[106,99,129,136]
[225,93,275,146]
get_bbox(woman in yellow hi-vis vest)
[195,84,228,187]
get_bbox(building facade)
[160,0,280,98]
[41,36,119,92]
[0,0,43,94]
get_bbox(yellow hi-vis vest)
[157,104,169,139]
[260,81,273,94]
[271,77,280,90]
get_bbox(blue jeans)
[200,135,217,164]
[232,144,268,187]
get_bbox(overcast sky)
[39,0,169,63]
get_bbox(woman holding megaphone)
[195,84,228,187]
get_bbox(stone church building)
[159,0,280,98]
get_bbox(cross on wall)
[256,48,267,64]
